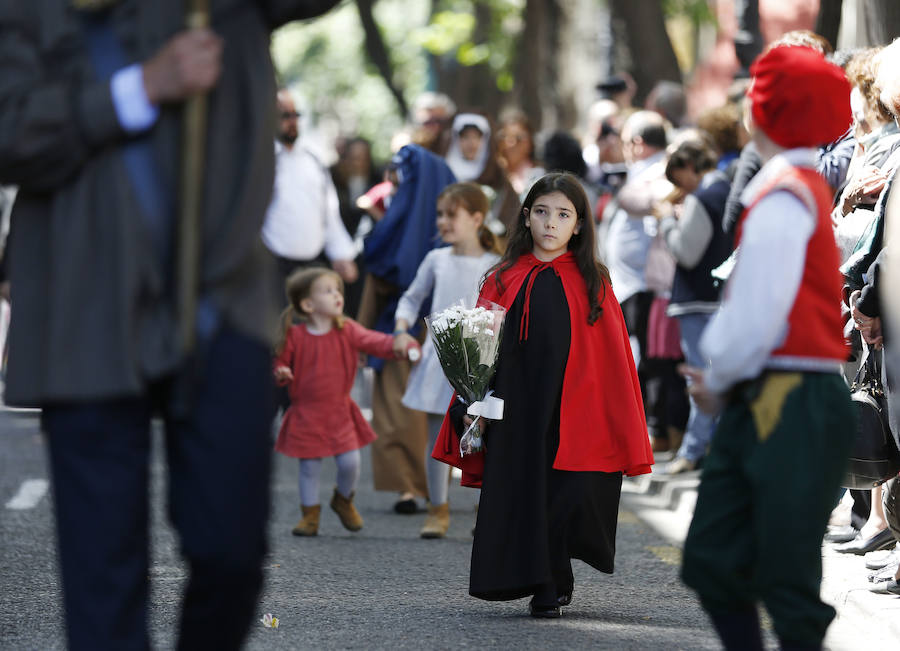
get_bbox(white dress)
[395,247,501,414]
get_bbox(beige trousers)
[358,274,428,496]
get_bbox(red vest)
[737,166,848,363]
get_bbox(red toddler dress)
[274,319,395,459]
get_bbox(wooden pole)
[178,0,210,353]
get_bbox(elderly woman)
[852,37,900,596]
[834,47,900,248]
[830,47,900,560]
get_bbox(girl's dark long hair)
[487,172,610,325]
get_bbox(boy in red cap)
[678,45,855,650]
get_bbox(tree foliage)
[270,0,724,161]
[271,1,430,161]
[415,0,524,93]
[662,0,716,25]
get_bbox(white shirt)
[108,70,358,264]
[700,149,818,393]
[110,65,158,133]
[395,247,500,414]
[603,152,669,302]
[261,143,355,262]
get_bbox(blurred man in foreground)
[0,1,340,648]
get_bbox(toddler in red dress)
[274,268,419,536]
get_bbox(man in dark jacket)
[0,2,339,649]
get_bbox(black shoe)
[835,528,895,555]
[393,498,418,514]
[528,598,562,619]
[557,588,572,607]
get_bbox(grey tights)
[299,449,361,506]
[426,414,450,506]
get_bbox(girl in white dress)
[392,183,501,537]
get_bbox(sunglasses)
[599,122,619,138]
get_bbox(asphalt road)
[1,408,725,650]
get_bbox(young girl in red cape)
[433,172,653,617]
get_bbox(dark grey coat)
[0,0,340,405]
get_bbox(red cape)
[432,252,653,487]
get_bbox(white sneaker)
[665,457,697,475]
[866,545,898,570]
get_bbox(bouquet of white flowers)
[426,298,507,456]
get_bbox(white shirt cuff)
[110,64,159,133]
[703,369,729,395]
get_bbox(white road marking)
[0,406,42,415]
[5,479,50,510]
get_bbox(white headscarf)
[444,113,491,182]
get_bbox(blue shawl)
[363,145,456,368]
[364,144,456,288]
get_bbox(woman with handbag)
[876,36,900,596]
[834,43,900,559]
[834,256,900,557]
[844,235,900,589]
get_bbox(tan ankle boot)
[330,489,363,531]
[420,502,450,539]
[292,504,321,536]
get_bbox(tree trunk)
[448,3,502,116]
[355,0,408,117]
[428,4,505,119]
[513,0,547,130]
[863,0,900,46]
[734,0,763,76]
[607,0,682,105]
[507,0,597,133]
[815,0,843,49]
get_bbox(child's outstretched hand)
[392,333,418,360]
[274,365,294,384]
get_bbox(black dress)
[469,267,623,602]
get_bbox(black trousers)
[620,291,659,429]
[619,290,654,361]
[43,328,275,651]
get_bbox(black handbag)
[843,346,900,489]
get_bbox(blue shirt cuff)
[110,64,159,133]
